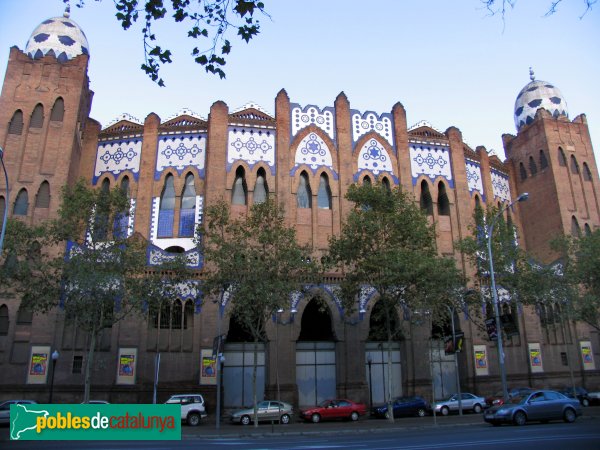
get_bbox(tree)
[328,183,462,422]
[481,0,597,19]
[66,0,268,85]
[199,198,314,427]
[3,179,191,402]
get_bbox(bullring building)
[0,10,599,409]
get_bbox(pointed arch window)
[253,168,268,204]
[420,180,433,216]
[93,179,110,241]
[571,216,581,237]
[183,300,194,329]
[363,176,371,186]
[570,155,579,174]
[519,163,527,181]
[29,104,44,128]
[437,182,450,216]
[113,176,130,239]
[474,194,482,211]
[539,150,548,170]
[529,156,537,176]
[35,181,50,208]
[317,173,332,209]
[0,197,5,224]
[231,167,247,205]
[584,223,592,236]
[179,173,196,237]
[158,174,175,238]
[0,304,8,335]
[558,147,567,167]
[8,110,24,135]
[50,98,64,122]
[13,188,29,216]
[382,177,391,192]
[583,163,593,181]
[297,172,312,209]
[171,300,183,330]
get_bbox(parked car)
[165,394,207,426]
[372,396,430,419]
[433,393,486,415]
[300,399,367,423]
[485,387,534,408]
[588,390,600,405]
[0,400,38,425]
[81,400,110,404]
[559,387,590,407]
[483,389,582,426]
[230,400,293,425]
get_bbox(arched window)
[519,163,527,181]
[16,304,33,324]
[584,223,592,236]
[570,155,579,174]
[363,176,371,186]
[13,188,29,216]
[253,168,268,204]
[113,176,130,239]
[317,173,332,209]
[158,174,175,238]
[92,179,111,241]
[231,167,247,205]
[179,173,196,237]
[529,156,537,176]
[0,197,5,224]
[420,180,433,216]
[437,181,450,216]
[571,216,581,237]
[171,300,183,330]
[29,104,44,128]
[474,194,482,211]
[50,98,64,122]
[382,177,391,192]
[297,172,312,209]
[539,150,548,170]
[35,181,50,208]
[583,163,593,181]
[8,110,23,135]
[183,300,194,329]
[0,304,8,335]
[558,147,567,167]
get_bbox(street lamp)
[0,146,9,254]
[487,192,528,404]
[367,355,373,412]
[447,305,462,416]
[48,350,60,403]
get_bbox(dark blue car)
[372,396,430,419]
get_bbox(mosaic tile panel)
[491,169,511,202]
[291,104,335,142]
[356,139,395,177]
[291,132,337,179]
[351,111,394,148]
[227,127,275,174]
[156,133,206,180]
[466,160,484,197]
[94,139,142,184]
[409,144,453,187]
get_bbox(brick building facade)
[0,12,599,410]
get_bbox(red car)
[300,399,367,423]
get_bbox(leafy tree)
[2,179,191,402]
[328,183,462,422]
[199,198,314,427]
[66,0,268,85]
[481,0,597,19]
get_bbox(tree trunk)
[386,338,394,423]
[83,327,97,404]
[252,339,259,428]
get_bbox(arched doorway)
[430,312,459,400]
[296,297,336,407]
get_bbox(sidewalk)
[183,408,600,439]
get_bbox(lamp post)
[0,146,9,254]
[367,355,373,412]
[447,305,462,416]
[48,350,59,404]
[487,192,528,404]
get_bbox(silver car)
[433,393,486,415]
[484,389,582,426]
[230,400,293,425]
[0,400,38,425]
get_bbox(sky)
[1,0,599,167]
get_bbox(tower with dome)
[0,9,599,408]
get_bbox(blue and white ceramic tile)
[409,144,453,187]
[227,127,275,174]
[94,139,142,183]
[491,169,511,202]
[351,111,394,148]
[466,160,484,197]
[156,133,206,180]
[291,104,335,142]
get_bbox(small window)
[29,104,44,129]
[571,216,581,237]
[519,163,527,181]
[560,352,568,366]
[72,355,83,374]
[13,188,29,216]
[437,182,450,216]
[253,169,268,204]
[583,163,593,181]
[584,223,592,236]
[570,155,580,174]
[297,172,312,209]
[0,197,5,225]
[382,177,391,192]
[8,110,24,135]
[171,300,183,330]
[539,150,548,170]
[231,167,247,205]
[16,305,33,324]
[558,147,567,167]
[50,98,64,122]
[420,180,433,216]
[158,174,175,238]
[317,173,332,209]
[529,156,537,176]
[0,304,8,335]
[35,181,50,208]
[474,195,481,211]
[363,176,371,186]
[113,176,130,239]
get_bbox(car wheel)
[473,404,482,414]
[241,415,251,426]
[417,408,426,417]
[187,413,200,427]
[280,414,290,425]
[311,413,321,423]
[563,408,576,423]
[582,398,590,407]
[513,411,527,426]
[440,406,449,416]
[350,411,359,421]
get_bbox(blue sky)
[1,0,599,167]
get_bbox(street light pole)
[48,350,59,403]
[0,147,9,254]
[487,192,528,404]
[447,305,462,416]
[367,355,373,413]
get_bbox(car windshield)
[319,400,332,408]
[506,395,527,405]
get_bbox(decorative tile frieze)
[291,132,337,179]
[491,169,511,202]
[409,144,453,187]
[227,127,276,174]
[355,138,397,183]
[156,133,206,180]
[94,139,142,183]
[351,110,394,148]
[291,104,335,142]
[466,159,485,200]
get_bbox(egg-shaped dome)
[25,9,89,63]
[514,69,568,131]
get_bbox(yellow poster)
[473,345,489,376]
[26,345,51,384]
[528,343,543,373]
[580,341,595,370]
[116,347,137,385]
[200,349,217,385]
